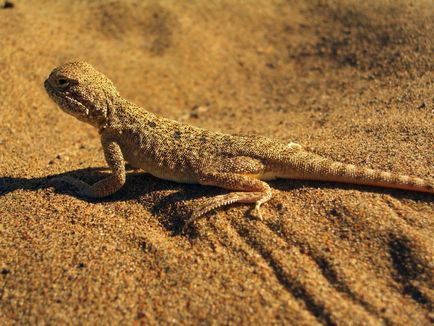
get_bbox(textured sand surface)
[0,0,433,325]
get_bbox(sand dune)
[0,0,433,324]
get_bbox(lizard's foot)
[250,186,273,221]
[182,212,202,234]
[182,190,272,233]
[251,202,264,220]
[51,169,126,198]
[182,193,236,233]
[50,176,93,197]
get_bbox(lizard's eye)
[57,78,69,89]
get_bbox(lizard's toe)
[49,176,92,197]
[252,203,264,220]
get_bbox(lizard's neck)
[97,95,125,133]
[100,97,155,134]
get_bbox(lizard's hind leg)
[184,188,270,232]
[184,163,272,231]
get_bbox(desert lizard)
[44,62,434,229]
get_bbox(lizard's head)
[44,61,120,128]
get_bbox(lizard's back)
[106,103,292,182]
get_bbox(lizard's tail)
[280,150,434,194]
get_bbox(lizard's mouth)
[44,79,90,118]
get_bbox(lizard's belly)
[146,168,198,184]
[258,172,278,181]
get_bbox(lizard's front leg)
[53,136,126,198]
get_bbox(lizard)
[44,61,434,230]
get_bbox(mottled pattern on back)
[107,103,291,176]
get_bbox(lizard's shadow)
[1,170,432,236]
[0,167,229,235]
[0,167,140,201]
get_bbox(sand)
[0,0,433,324]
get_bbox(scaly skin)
[44,62,434,229]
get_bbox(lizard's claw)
[181,220,192,234]
[251,202,264,221]
[182,209,204,234]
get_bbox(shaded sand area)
[1,0,433,324]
